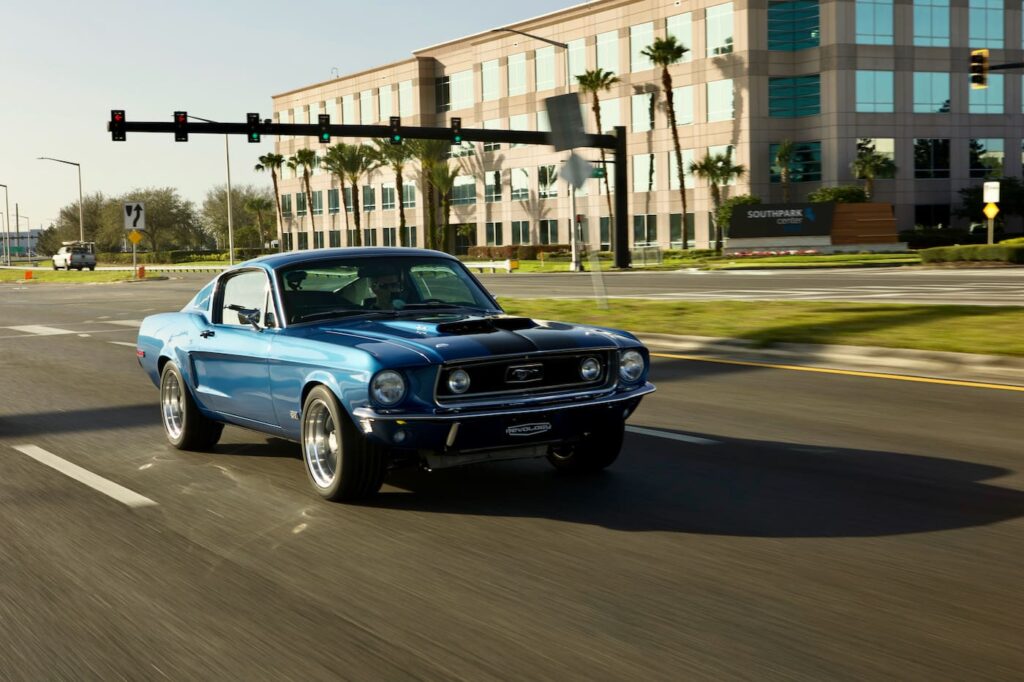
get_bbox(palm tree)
[429,163,460,254]
[774,139,795,203]
[408,139,449,250]
[338,143,374,246]
[689,150,747,253]
[642,36,690,240]
[851,146,897,200]
[288,148,319,232]
[370,139,413,246]
[321,144,351,239]
[576,68,620,221]
[245,196,274,250]
[254,153,286,251]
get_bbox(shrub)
[808,185,867,203]
[899,229,971,249]
[920,244,1024,264]
[1000,237,1024,246]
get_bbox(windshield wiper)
[292,309,389,323]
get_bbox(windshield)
[276,255,501,324]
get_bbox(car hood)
[308,314,635,364]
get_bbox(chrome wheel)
[161,370,184,440]
[304,399,340,489]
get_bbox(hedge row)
[97,248,273,264]
[920,244,1024,264]
[465,244,572,260]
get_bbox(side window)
[409,265,476,304]
[218,270,271,327]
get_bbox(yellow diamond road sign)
[983,202,999,220]
[128,230,143,245]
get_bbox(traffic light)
[451,117,462,144]
[110,110,126,141]
[970,49,989,89]
[389,116,402,144]
[247,113,261,143]
[318,114,330,143]
[174,111,188,142]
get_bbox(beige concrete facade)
[271,0,1024,252]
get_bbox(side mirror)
[227,304,263,331]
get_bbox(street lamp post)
[491,28,583,272]
[188,114,235,265]
[0,184,10,265]
[37,157,84,242]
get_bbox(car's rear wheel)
[51,262,58,270]
[547,420,624,474]
[301,385,386,501]
[160,362,223,450]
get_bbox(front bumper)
[352,382,655,469]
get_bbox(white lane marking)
[12,445,157,508]
[105,320,143,327]
[109,341,137,347]
[6,325,79,336]
[625,426,720,445]
[78,334,91,338]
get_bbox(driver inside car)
[362,264,406,310]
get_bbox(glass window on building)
[435,76,451,113]
[508,53,527,96]
[539,219,558,245]
[631,92,656,132]
[363,229,377,247]
[969,0,1003,48]
[398,81,413,117]
[856,70,894,112]
[381,183,396,210]
[598,98,621,132]
[360,90,374,124]
[670,213,695,248]
[913,0,950,46]
[707,79,735,121]
[402,184,415,208]
[768,75,821,117]
[671,86,695,125]
[510,113,529,147]
[970,138,1004,178]
[362,185,375,211]
[568,38,587,80]
[856,0,894,44]
[669,149,696,189]
[769,141,822,182]
[706,3,735,56]
[913,138,951,178]
[482,59,500,101]
[633,154,656,192]
[535,46,556,91]
[537,110,550,132]
[452,176,476,205]
[383,227,397,247]
[343,187,353,212]
[969,74,1003,113]
[539,165,558,198]
[483,119,502,151]
[400,225,416,246]
[667,14,694,60]
[328,188,340,214]
[768,0,820,51]
[597,30,619,73]
[282,233,293,251]
[296,232,308,250]
[913,72,951,113]
[313,231,324,249]
[858,137,895,162]
[342,94,355,124]
[296,192,307,217]
[633,215,657,245]
[914,204,951,229]
[311,190,323,216]
[511,220,530,245]
[630,22,655,71]
[599,217,611,250]
[450,69,473,110]
[281,194,292,217]
[511,168,530,200]
[379,86,392,120]
[485,170,502,202]
[486,222,504,246]
[329,230,341,248]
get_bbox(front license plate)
[506,422,552,437]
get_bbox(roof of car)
[239,247,458,271]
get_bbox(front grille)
[436,350,614,402]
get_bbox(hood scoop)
[436,316,538,335]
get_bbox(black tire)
[88,266,95,271]
[159,362,223,451]
[301,385,386,501]
[52,262,58,270]
[547,420,625,474]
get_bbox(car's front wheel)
[159,362,223,450]
[547,420,625,474]
[301,385,386,501]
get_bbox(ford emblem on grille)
[506,363,543,383]
[506,422,552,437]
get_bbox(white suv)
[52,242,97,271]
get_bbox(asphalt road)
[2,281,1023,679]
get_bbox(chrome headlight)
[579,357,602,382]
[370,370,406,406]
[448,368,471,394]
[618,350,644,383]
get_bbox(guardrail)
[461,259,518,273]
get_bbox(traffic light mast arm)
[988,61,1024,71]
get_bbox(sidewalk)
[638,332,1024,388]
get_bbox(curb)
[636,332,1024,388]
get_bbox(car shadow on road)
[371,430,1024,538]
[0,404,157,438]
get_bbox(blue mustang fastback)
[137,248,654,501]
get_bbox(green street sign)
[591,167,606,179]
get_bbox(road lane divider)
[650,352,1024,393]
[11,445,157,509]
[109,341,137,347]
[625,426,719,445]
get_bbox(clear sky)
[0,0,572,233]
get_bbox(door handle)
[200,330,215,339]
